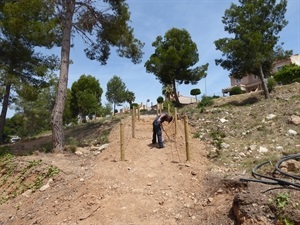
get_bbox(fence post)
[120,121,125,161]
[174,107,178,136]
[132,106,135,138]
[184,115,190,161]
[138,105,140,121]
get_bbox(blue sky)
[6,0,300,117]
[68,0,299,108]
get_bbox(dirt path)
[0,115,235,225]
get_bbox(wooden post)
[132,106,135,138]
[174,107,178,136]
[159,103,162,114]
[120,121,125,161]
[138,105,140,121]
[184,115,190,161]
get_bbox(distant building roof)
[178,95,196,104]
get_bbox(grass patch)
[0,153,60,205]
[0,146,12,157]
[291,95,300,100]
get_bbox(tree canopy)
[157,96,164,104]
[190,88,201,102]
[162,84,174,102]
[125,91,135,106]
[2,75,58,141]
[47,0,144,152]
[106,75,129,114]
[145,28,208,105]
[0,0,144,150]
[0,0,60,47]
[214,0,289,99]
[0,0,59,143]
[70,75,103,118]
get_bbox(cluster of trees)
[227,62,300,97]
[214,0,291,99]
[0,0,295,151]
[3,74,134,143]
[0,0,144,150]
[3,75,58,142]
[145,0,293,105]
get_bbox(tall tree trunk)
[258,64,270,99]
[51,0,75,153]
[0,84,11,144]
[172,80,180,106]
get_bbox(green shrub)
[230,86,243,96]
[0,146,12,157]
[273,64,300,85]
[130,103,139,109]
[210,129,226,150]
[162,100,175,113]
[197,96,214,108]
[293,78,300,83]
[64,145,77,153]
[193,132,200,138]
[39,143,53,153]
[267,77,277,93]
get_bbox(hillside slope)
[1,83,300,225]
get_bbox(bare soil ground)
[1,83,300,225]
[0,114,237,225]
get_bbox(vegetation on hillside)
[215,0,290,99]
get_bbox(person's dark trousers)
[152,121,163,147]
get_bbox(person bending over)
[152,113,173,148]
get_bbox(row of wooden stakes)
[119,105,191,162]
